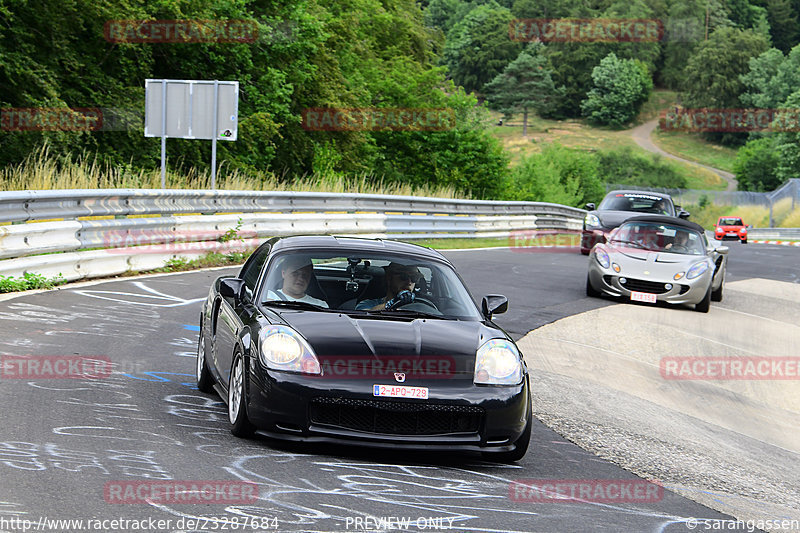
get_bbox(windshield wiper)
[262,300,331,311]
[373,309,444,319]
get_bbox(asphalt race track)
[0,242,796,533]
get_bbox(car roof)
[269,235,448,261]
[620,214,706,233]
[604,190,673,200]
[718,216,743,220]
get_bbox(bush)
[596,147,688,189]
[733,137,782,191]
[502,144,603,206]
[0,273,66,293]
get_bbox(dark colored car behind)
[581,190,690,254]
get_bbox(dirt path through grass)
[631,119,738,191]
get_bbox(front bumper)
[243,363,530,454]
[588,267,712,305]
[715,231,746,241]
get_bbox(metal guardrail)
[0,189,586,282]
[0,189,587,223]
[747,228,800,240]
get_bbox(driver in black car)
[356,262,422,310]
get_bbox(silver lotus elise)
[586,215,729,313]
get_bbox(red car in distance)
[714,216,748,243]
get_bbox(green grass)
[652,130,737,174]
[683,197,798,229]
[0,272,67,293]
[636,89,679,125]
[487,111,724,190]
[0,144,465,198]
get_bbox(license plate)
[630,291,657,303]
[373,384,428,399]
[727,232,737,236]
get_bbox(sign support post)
[160,81,167,188]
[211,80,219,189]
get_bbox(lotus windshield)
[599,193,675,216]
[611,222,705,255]
[260,251,483,320]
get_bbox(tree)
[442,3,522,93]
[581,53,653,127]
[740,45,800,109]
[733,137,782,191]
[483,44,561,136]
[764,0,799,52]
[773,89,800,183]
[683,27,769,109]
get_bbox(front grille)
[618,277,671,294]
[309,397,483,436]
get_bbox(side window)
[239,245,270,299]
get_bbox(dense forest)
[2,0,800,201]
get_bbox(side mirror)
[747,224,752,229]
[584,203,596,211]
[716,246,729,255]
[482,294,508,319]
[678,210,691,219]
[220,278,246,302]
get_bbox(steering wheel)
[395,296,439,311]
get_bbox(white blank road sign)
[144,79,238,141]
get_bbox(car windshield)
[719,218,743,226]
[259,250,483,320]
[599,193,674,216]
[611,222,705,255]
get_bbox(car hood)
[717,225,744,231]
[594,210,649,229]
[608,247,708,277]
[274,311,504,378]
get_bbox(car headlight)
[259,325,320,375]
[474,339,522,385]
[585,214,600,227]
[674,272,685,280]
[686,261,710,280]
[594,248,610,269]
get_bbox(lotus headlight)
[594,248,610,269]
[686,261,710,280]
[474,339,522,385]
[259,325,320,374]
[674,272,685,280]
[585,214,600,227]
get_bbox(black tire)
[486,407,531,463]
[228,352,256,438]
[196,323,215,393]
[695,284,712,313]
[580,249,590,256]
[586,273,600,297]
[741,239,747,244]
[711,271,724,302]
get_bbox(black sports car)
[581,190,691,254]
[195,236,531,462]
